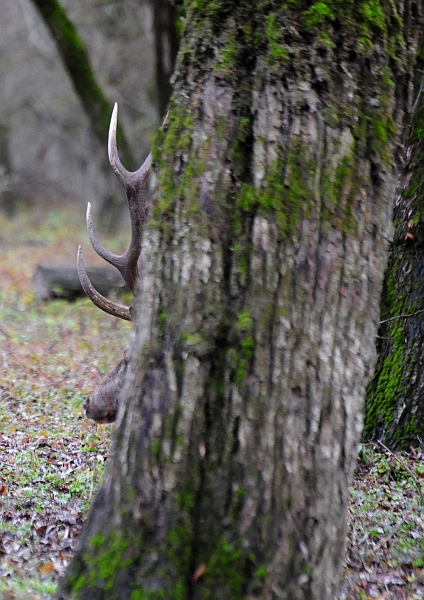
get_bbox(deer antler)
[77,243,132,321]
[77,103,152,320]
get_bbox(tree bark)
[364,42,424,449]
[56,2,421,599]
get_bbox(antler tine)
[77,245,131,322]
[108,103,152,187]
[85,201,139,291]
[86,201,120,267]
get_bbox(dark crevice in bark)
[268,252,282,400]
[187,437,207,600]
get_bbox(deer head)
[77,103,151,422]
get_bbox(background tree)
[29,0,179,229]
[31,0,179,155]
[56,2,421,599]
[0,0,161,215]
[364,41,424,450]
[30,0,137,230]
[151,0,180,117]
[31,0,134,168]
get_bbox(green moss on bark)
[265,14,289,65]
[235,146,315,239]
[151,106,195,224]
[364,260,422,448]
[199,538,245,599]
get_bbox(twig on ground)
[379,308,424,324]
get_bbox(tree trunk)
[151,0,179,117]
[364,42,424,449]
[30,0,139,233]
[31,0,134,168]
[56,2,420,599]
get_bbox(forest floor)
[0,205,423,600]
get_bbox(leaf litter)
[0,206,423,599]
[0,206,129,598]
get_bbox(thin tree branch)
[379,308,424,324]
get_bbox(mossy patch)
[199,538,245,599]
[265,14,289,66]
[321,142,359,233]
[364,263,422,449]
[150,106,195,224]
[303,2,336,29]
[364,322,405,438]
[215,28,240,76]
[66,531,134,595]
[371,113,396,161]
[236,141,316,239]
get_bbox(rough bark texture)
[57,2,420,599]
[365,42,424,449]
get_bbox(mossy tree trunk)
[364,43,424,449]
[56,2,420,599]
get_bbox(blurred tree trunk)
[31,0,134,167]
[30,0,136,232]
[56,2,420,599]
[364,48,424,449]
[151,0,179,117]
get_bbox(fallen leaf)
[192,563,206,582]
[40,562,55,574]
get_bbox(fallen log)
[33,264,128,301]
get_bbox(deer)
[77,103,152,423]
